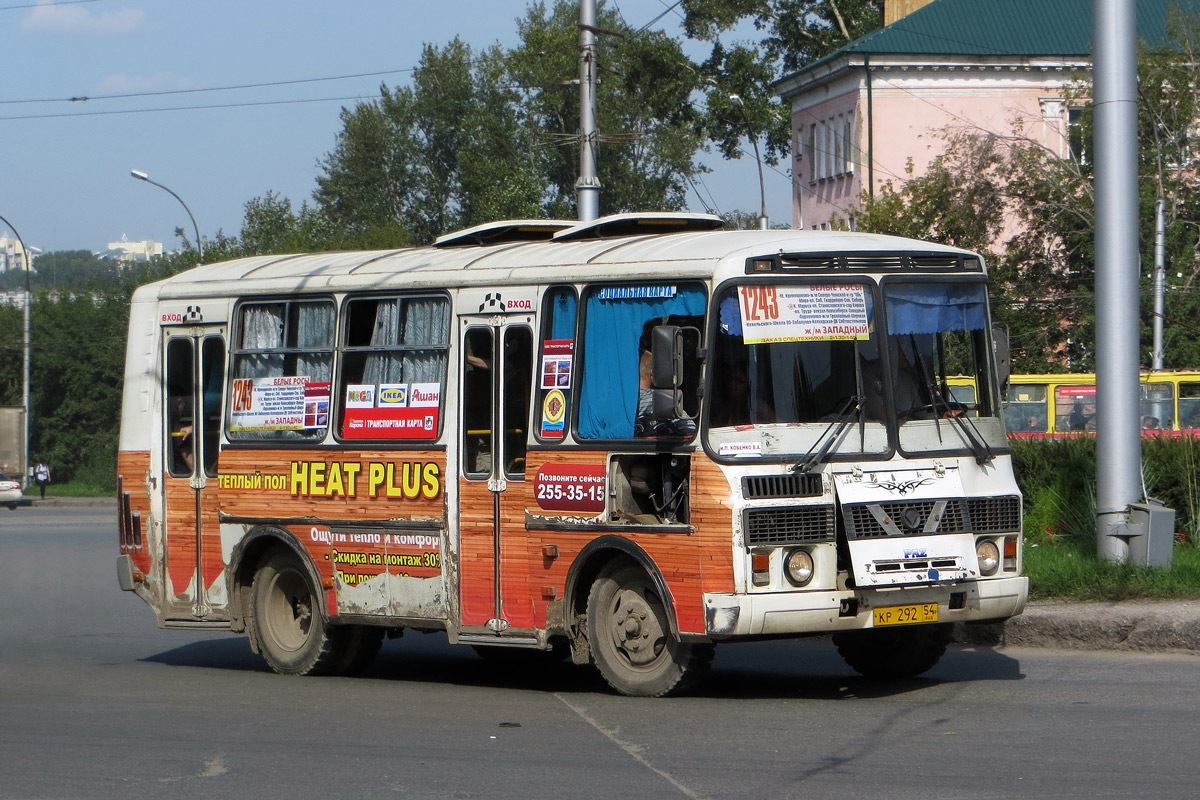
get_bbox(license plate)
[873,603,939,626]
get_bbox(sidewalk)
[24,495,1200,655]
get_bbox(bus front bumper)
[702,576,1028,638]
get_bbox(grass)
[37,481,114,498]
[1025,540,1200,601]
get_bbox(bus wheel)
[832,623,951,679]
[587,561,713,697]
[249,551,338,676]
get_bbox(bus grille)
[844,496,1020,539]
[742,473,822,499]
[967,496,1022,533]
[744,505,835,547]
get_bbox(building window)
[1068,107,1089,165]
[843,112,855,174]
[808,124,818,182]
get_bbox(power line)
[0,0,99,11]
[0,67,418,106]
[0,94,373,122]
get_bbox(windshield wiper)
[906,335,993,465]
[791,395,862,474]
[934,389,994,465]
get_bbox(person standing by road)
[34,461,50,499]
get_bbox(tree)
[680,0,882,166]
[315,38,540,244]
[508,1,706,217]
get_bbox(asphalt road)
[3,506,1200,800]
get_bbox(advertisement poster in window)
[230,376,329,432]
[342,382,440,440]
[541,339,573,389]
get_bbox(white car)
[0,472,28,509]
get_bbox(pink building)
[773,0,1177,231]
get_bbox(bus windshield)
[706,279,1005,461]
[707,281,889,458]
[883,280,1005,456]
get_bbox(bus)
[998,372,1200,437]
[116,212,1027,696]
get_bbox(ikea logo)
[379,385,408,406]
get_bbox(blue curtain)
[578,286,705,438]
[548,289,577,339]
[885,283,986,335]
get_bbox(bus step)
[457,633,541,648]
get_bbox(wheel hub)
[609,589,666,666]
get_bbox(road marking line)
[555,693,710,800]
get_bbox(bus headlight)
[976,539,1000,576]
[784,549,815,587]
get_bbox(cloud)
[22,1,147,35]
[95,71,194,94]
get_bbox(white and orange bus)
[116,212,1027,696]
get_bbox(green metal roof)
[825,0,1196,60]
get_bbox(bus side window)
[463,328,493,477]
[536,287,577,442]
[577,283,706,440]
[165,338,195,477]
[503,328,533,478]
[1181,383,1200,429]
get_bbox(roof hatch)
[551,212,724,241]
[433,219,576,248]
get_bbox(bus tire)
[249,551,339,676]
[586,561,713,697]
[832,623,951,679]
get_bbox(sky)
[0,0,793,256]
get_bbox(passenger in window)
[634,350,654,436]
[169,395,194,473]
[1142,415,1160,430]
[1068,402,1090,431]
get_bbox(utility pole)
[1093,0,1145,562]
[576,0,601,222]
[1151,197,1166,370]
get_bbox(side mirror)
[650,325,684,418]
[647,325,702,430]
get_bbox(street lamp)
[130,169,203,264]
[0,213,32,489]
[729,94,768,230]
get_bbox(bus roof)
[139,216,983,302]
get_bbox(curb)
[30,496,117,508]
[955,599,1200,655]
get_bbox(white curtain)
[295,303,334,382]
[237,305,284,378]
[362,298,448,384]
